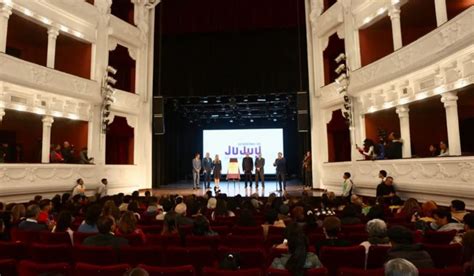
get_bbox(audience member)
[175,202,193,226]
[357,139,377,160]
[386,226,434,268]
[79,147,93,164]
[18,205,47,232]
[50,144,64,163]
[52,211,74,244]
[431,208,464,232]
[395,198,421,222]
[126,267,149,276]
[83,216,128,248]
[360,219,390,254]
[237,209,256,227]
[103,200,121,221]
[11,204,26,225]
[156,198,173,220]
[386,132,403,160]
[72,178,86,197]
[78,204,101,233]
[384,258,418,276]
[420,201,438,222]
[162,211,179,235]
[61,141,74,163]
[315,216,350,254]
[0,219,7,241]
[127,201,141,220]
[97,178,108,198]
[376,176,396,199]
[428,144,440,157]
[341,172,353,201]
[37,199,52,224]
[192,215,217,236]
[116,211,146,242]
[438,141,449,157]
[212,198,235,220]
[340,205,362,225]
[451,199,469,223]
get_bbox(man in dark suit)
[18,205,48,232]
[202,152,213,189]
[83,216,128,248]
[255,153,265,188]
[273,152,287,191]
[242,154,254,188]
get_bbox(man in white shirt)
[97,178,108,198]
[72,178,86,197]
[341,172,353,200]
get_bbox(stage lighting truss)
[334,52,353,125]
[101,66,117,133]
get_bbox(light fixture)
[107,66,118,75]
[250,119,254,123]
[106,76,117,85]
[73,31,84,38]
[334,53,346,63]
[336,86,347,94]
[335,64,346,74]
[335,73,347,84]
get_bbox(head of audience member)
[39,199,52,213]
[34,195,43,203]
[384,258,418,276]
[439,141,447,151]
[126,267,149,276]
[85,204,102,226]
[464,213,474,231]
[175,203,187,216]
[97,216,115,235]
[160,198,173,213]
[322,216,342,238]
[432,208,456,227]
[264,209,279,225]
[162,211,178,234]
[291,206,305,223]
[118,211,138,235]
[101,178,108,186]
[207,198,217,210]
[76,178,84,186]
[400,198,421,217]
[55,211,72,232]
[103,200,120,220]
[11,204,26,223]
[63,141,70,149]
[0,219,4,235]
[61,193,71,204]
[127,201,140,214]
[54,144,61,152]
[214,199,228,217]
[131,191,139,199]
[285,228,310,276]
[25,205,41,221]
[192,215,212,236]
[385,177,394,186]
[387,225,413,246]
[237,209,256,227]
[450,200,465,212]
[341,205,359,218]
[350,195,364,207]
[343,172,351,180]
[421,201,438,218]
[428,144,439,156]
[379,170,387,180]
[366,219,389,245]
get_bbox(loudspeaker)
[153,96,165,135]
[297,91,309,132]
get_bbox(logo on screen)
[224,143,261,156]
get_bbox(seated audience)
[11,204,26,225]
[360,219,390,254]
[175,202,194,226]
[291,206,307,227]
[271,228,322,275]
[376,176,396,198]
[37,199,52,224]
[237,209,256,227]
[395,198,421,222]
[431,208,464,232]
[103,200,121,221]
[77,204,101,233]
[315,216,350,254]
[211,198,235,221]
[127,201,141,220]
[366,197,386,221]
[18,205,48,232]
[156,198,173,220]
[52,211,74,244]
[386,132,403,160]
[116,211,146,242]
[386,226,434,269]
[438,141,449,156]
[384,258,418,276]
[83,216,128,248]
[50,144,64,163]
[262,209,286,239]
[420,201,438,222]
[192,215,217,236]
[340,205,362,225]
[119,196,131,212]
[428,144,440,157]
[161,211,179,235]
[451,199,469,223]
[0,219,7,241]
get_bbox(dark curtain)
[106,117,134,165]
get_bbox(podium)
[226,158,240,188]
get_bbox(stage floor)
[142,180,325,197]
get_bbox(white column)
[46,27,59,68]
[396,105,412,158]
[434,0,448,26]
[41,116,54,163]
[0,4,12,52]
[441,92,461,155]
[388,5,403,50]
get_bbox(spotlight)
[250,119,254,123]
[106,76,117,85]
[336,86,347,94]
[343,103,351,110]
[107,66,117,75]
[342,111,351,119]
[103,111,110,117]
[334,53,346,63]
[103,119,110,125]
[273,118,277,122]
[343,95,350,102]
[229,119,234,123]
[335,64,346,74]
[335,73,347,84]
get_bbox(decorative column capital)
[441,92,458,108]
[47,26,59,39]
[396,105,409,118]
[42,115,54,127]
[0,4,13,19]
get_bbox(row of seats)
[0,259,465,276]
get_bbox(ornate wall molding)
[109,15,143,49]
[313,1,343,38]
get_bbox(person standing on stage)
[192,153,202,190]
[202,152,213,189]
[274,152,287,191]
[303,151,312,188]
[213,154,222,192]
[255,153,265,188]
[242,153,254,188]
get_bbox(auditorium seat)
[268,226,285,237]
[232,226,264,236]
[73,232,96,245]
[203,267,263,276]
[308,233,326,245]
[139,264,196,276]
[39,231,72,245]
[30,243,73,263]
[163,246,215,271]
[319,246,365,276]
[265,235,285,249]
[146,233,183,247]
[218,246,267,269]
[119,246,164,266]
[418,266,464,276]
[18,260,71,276]
[10,228,41,244]
[366,246,391,269]
[341,224,366,234]
[185,234,221,249]
[222,235,265,248]
[74,262,130,276]
[345,232,369,245]
[140,225,163,234]
[0,259,17,276]
[74,245,119,265]
[422,230,457,244]
[337,268,384,276]
[117,233,145,246]
[211,225,231,236]
[423,243,463,268]
[0,241,28,260]
[179,225,194,235]
[266,267,329,275]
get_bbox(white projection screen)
[203,129,284,175]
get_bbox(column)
[434,0,448,27]
[388,5,403,50]
[41,116,54,163]
[46,27,59,68]
[0,4,12,52]
[396,105,412,158]
[0,107,5,121]
[441,92,461,155]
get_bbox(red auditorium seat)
[117,233,145,246]
[0,241,28,260]
[139,264,196,276]
[30,243,73,263]
[0,259,17,276]
[232,226,264,236]
[422,230,457,244]
[10,228,41,244]
[140,225,163,234]
[319,246,366,276]
[308,233,326,245]
[74,245,119,265]
[146,233,183,247]
[74,262,130,276]
[265,235,285,249]
[418,266,464,276]
[423,243,463,268]
[19,260,71,276]
[179,225,194,235]
[211,225,231,236]
[337,268,384,276]
[203,267,263,276]
[164,246,215,271]
[345,232,369,245]
[39,231,72,244]
[366,245,391,269]
[341,224,366,234]
[218,246,267,269]
[222,235,265,248]
[119,246,164,266]
[185,234,221,249]
[73,232,96,245]
[268,226,285,237]
[266,267,329,275]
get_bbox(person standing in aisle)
[202,152,213,189]
[192,153,202,190]
[274,152,287,191]
[255,153,265,188]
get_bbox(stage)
[142,180,325,197]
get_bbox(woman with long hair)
[161,211,178,235]
[116,211,146,242]
[213,154,222,192]
[102,200,120,221]
[356,139,377,160]
[395,198,421,221]
[11,204,26,225]
[52,211,73,244]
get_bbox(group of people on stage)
[191,152,289,192]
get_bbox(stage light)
[257,98,266,102]
[211,114,219,118]
[216,98,221,103]
[335,64,346,74]
[335,73,347,84]
[250,119,254,123]
[107,66,117,75]
[336,86,347,94]
[273,111,277,115]
[229,119,234,123]
[334,53,346,63]
[106,76,117,85]
[343,95,350,102]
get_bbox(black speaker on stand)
[153,96,165,135]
